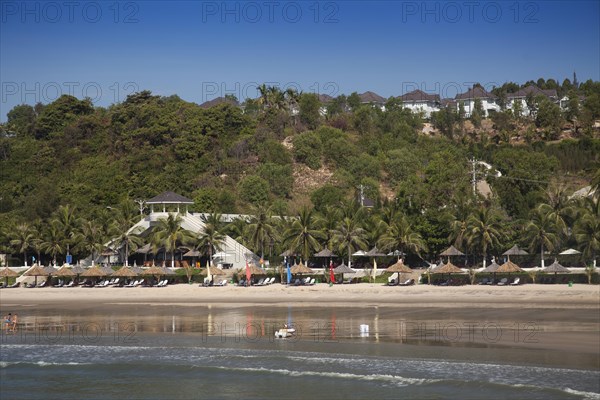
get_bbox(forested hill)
[1,85,599,230]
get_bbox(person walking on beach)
[4,313,11,332]
[10,313,18,333]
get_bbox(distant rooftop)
[400,89,441,103]
[455,86,496,100]
[358,91,386,104]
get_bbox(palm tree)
[378,214,427,258]
[246,205,275,260]
[52,204,81,260]
[195,216,226,267]
[152,213,193,268]
[465,206,505,268]
[331,216,368,268]
[315,206,341,249]
[524,204,561,268]
[111,215,143,267]
[574,197,600,267]
[282,206,324,262]
[41,222,66,265]
[73,219,105,266]
[10,222,34,266]
[447,195,475,251]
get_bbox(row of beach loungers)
[477,277,520,286]
[12,278,171,288]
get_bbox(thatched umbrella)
[431,261,463,284]
[480,259,501,283]
[290,261,314,275]
[112,266,138,278]
[24,264,49,285]
[496,260,524,274]
[55,265,76,277]
[333,263,355,274]
[559,248,581,256]
[440,245,465,265]
[81,265,109,280]
[502,245,528,266]
[542,259,571,275]
[385,259,412,282]
[160,265,176,276]
[0,267,19,286]
[237,263,266,285]
[44,264,58,275]
[202,266,225,276]
[314,247,337,270]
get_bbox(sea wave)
[563,388,600,400]
[211,365,439,386]
[0,361,91,368]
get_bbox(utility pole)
[358,184,366,206]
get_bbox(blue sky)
[1,0,598,120]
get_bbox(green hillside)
[1,83,599,266]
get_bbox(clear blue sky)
[1,0,598,120]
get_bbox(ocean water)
[1,307,599,399]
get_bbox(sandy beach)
[1,282,598,309]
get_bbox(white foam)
[563,388,600,400]
[213,366,439,386]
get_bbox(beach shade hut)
[23,264,50,286]
[112,266,138,278]
[385,259,412,283]
[542,259,571,276]
[431,261,463,284]
[142,265,167,283]
[503,245,529,263]
[290,261,314,278]
[131,265,144,275]
[314,248,337,269]
[496,260,524,275]
[440,246,465,264]
[481,259,501,282]
[238,263,266,285]
[0,266,19,286]
[159,265,176,276]
[43,264,58,276]
[559,248,581,256]
[68,264,86,283]
[55,265,76,278]
[332,262,356,283]
[80,266,109,284]
[201,265,225,285]
[387,250,405,260]
[481,259,501,273]
[100,265,114,276]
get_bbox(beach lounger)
[497,278,509,286]
[36,280,47,288]
[509,277,520,285]
[399,278,415,286]
[7,282,20,288]
[237,279,246,287]
[65,281,75,287]
[478,278,489,285]
[267,277,275,285]
[387,277,397,286]
[214,279,228,287]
